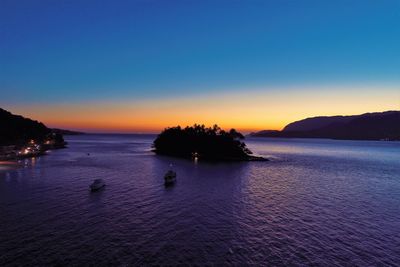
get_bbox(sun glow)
[6,85,399,133]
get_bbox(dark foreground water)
[1,135,399,266]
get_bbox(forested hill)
[250,111,400,141]
[0,108,51,145]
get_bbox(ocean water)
[0,135,399,266]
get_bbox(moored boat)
[164,170,177,186]
[90,179,105,191]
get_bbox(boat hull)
[164,178,176,186]
[90,184,105,191]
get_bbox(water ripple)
[0,135,399,266]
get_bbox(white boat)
[90,179,105,191]
[164,170,177,185]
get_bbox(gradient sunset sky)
[1,0,399,133]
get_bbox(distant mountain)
[52,128,85,135]
[250,111,400,141]
[283,115,356,132]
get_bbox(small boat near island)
[164,170,177,186]
[90,179,105,191]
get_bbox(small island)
[153,124,267,161]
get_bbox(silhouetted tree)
[153,124,254,161]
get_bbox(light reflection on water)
[0,135,399,266]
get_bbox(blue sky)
[1,0,399,102]
[0,1,399,132]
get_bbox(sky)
[1,0,399,133]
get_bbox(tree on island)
[153,124,265,161]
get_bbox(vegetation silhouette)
[0,108,51,145]
[0,108,67,160]
[153,124,266,161]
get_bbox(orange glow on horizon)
[6,85,399,133]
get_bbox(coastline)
[0,141,67,162]
[154,150,268,162]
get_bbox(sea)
[0,134,399,266]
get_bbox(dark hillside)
[251,111,400,140]
[0,108,50,145]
